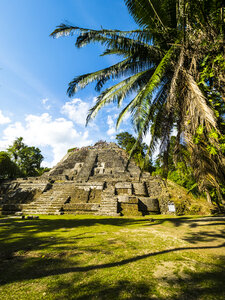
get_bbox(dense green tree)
[153,136,198,193]
[51,0,225,205]
[7,137,44,177]
[0,151,20,179]
[116,131,154,171]
[36,167,51,176]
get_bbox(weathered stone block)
[88,189,102,203]
[138,197,160,212]
[133,182,148,196]
[74,182,104,190]
[146,179,163,197]
[115,182,132,195]
[128,196,139,204]
[117,195,129,203]
[120,203,142,216]
[115,182,132,189]
[70,189,90,203]
[117,188,132,195]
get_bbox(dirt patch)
[153,261,196,280]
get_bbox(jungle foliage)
[116,131,154,172]
[0,151,20,180]
[51,0,225,208]
[1,137,45,179]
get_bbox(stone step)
[23,204,63,208]
[63,211,97,215]
[23,210,61,215]
[99,205,117,209]
[31,199,68,203]
[101,197,117,202]
[95,212,120,216]
[101,205,117,208]
[100,201,117,205]
[99,207,117,211]
[23,208,63,212]
[23,212,62,215]
[100,208,117,211]
[63,208,97,214]
[63,203,100,211]
[100,204,117,207]
[31,200,66,203]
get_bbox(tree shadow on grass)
[143,216,225,228]
[0,215,225,299]
[0,216,223,260]
[48,279,154,300]
[45,262,225,299]
[1,239,224,286]
[165,261,225,300]
[0,216,149,238]
[183,228,225,244]
[0,217,145,255]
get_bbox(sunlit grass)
[0,215,224,299]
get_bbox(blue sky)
[0,0,144,167]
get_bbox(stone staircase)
[76,151,97,182]
[97,185,119,216]
[21,183,73,215]
[62,203,100,215]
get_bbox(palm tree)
[51,0,225,206]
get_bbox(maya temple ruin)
[0,141,173,216]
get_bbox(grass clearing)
[0,215,224,299]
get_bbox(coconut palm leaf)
[51,0,225,205]
[124,0,177,30]
[86,69,154,124]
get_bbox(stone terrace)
[0,141,171,216]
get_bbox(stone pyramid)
[0,141,170,216]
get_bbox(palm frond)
[86,69,153,124]
[51,24,156,48]
[67,58,130,96]
[124,0,177,31]
[183,72,217,133]
[166,47,184,111]
[130,44,175,107]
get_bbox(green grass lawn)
[0,214,224,300]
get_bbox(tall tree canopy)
[51,0,225,205]
[116,131,154,171]
[0,151,20,180]
[7,137,44,177]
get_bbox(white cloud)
[42,98,48,105]
[0,113,92,167]
[0,110,11,125]
[107,115,114,127]
[61,98,90,126]
[107,115,116,136]
[92,97,97,104]
[41,98,51,110]
[107,128,116,135]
